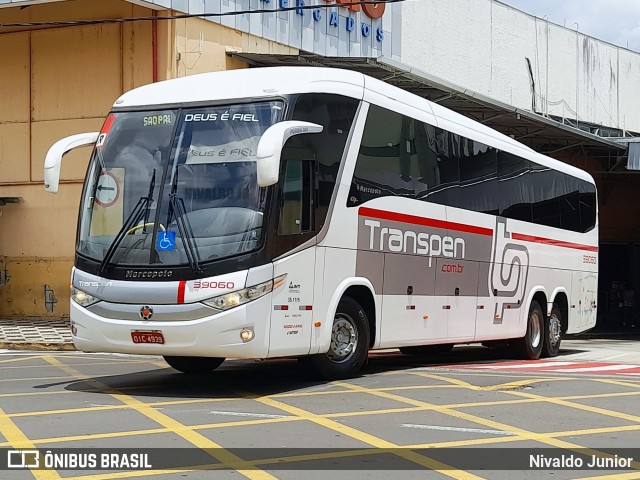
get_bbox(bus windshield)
[77,101,284,267]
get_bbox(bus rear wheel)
[511,300,544,360]
[542,303,562,358]
[163,356,225,374]
[301,296,370,380]
[399,344,454,356]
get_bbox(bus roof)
[113,67,365,108]
[113,66,594,185]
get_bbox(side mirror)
[256,121,323,187]
[44,132,99,193]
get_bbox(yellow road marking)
[335,380,640,470]
[0,355,47,364]
[502,389,640,470]
[4,353,640,476]
[5,379,640,417]
[0,360,160,370]
[43,356,277,480]
[572,474,640,480]
[4,405,640,452]
[478,378,565,391]
[254,394,485,480]
[0,390,77,398]
[507,389,640,424]
[3,377,640,448]
[269,383,461,397]
[0,406,61,479]
[410,371,567,390]
[7,395,254,417]
[596,378,640,388]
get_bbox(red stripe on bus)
[358,207,493,237]
[511,233,599,252]
[101,114,116,134]
[177,280,186,304]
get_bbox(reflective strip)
[358,207,493,237]
[512,233,598,252]
[177,280,186,304]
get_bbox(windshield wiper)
[97,169,156,275]
[166,167,203,274]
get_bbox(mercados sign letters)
[261,0,387,42]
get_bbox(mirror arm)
[44,132,99,193]
[256,121,323,188]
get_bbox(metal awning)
[232,53,629,159]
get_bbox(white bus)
[44,67,598,379]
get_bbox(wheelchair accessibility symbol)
[157,231,176,251]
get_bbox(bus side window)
[277,159,313,235]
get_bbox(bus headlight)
[202,274,286,311]
[71,287,100,307]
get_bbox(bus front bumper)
[70,295,272,358]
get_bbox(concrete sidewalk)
[0,317,75,350]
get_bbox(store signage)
[261,0,386,41]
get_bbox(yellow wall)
[0,0,296,318]
[172,16,296,77]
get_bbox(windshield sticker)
[96,133,108,148]
[185,112,259,122]
[156,231,176,251]
[185,137,260,164]
[143,115,173,127]
[188,147,254,158]
[97,114,116,147]
[101,114,116,134]
[94,171,119,207]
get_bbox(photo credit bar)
[0,448,639,471]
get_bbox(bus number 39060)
[193,281,235,289]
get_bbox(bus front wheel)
[163,356,225,374]
[511,300,544,360]
[542,303,562,358]
[301,296,370,380]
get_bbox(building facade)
[0,0,638,327]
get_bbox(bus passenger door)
[268,157,317,357]
[270,248,316,357]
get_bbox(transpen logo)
[490,217,530,323]
[363,219,465,267]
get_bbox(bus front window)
[77,102,283,268]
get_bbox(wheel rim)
[327,314,358,363]
[548,313,562,346]
[529,309,542,348]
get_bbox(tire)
[163,356,225,374]
[541,303,562,358]
[399,344,454,356]
[511,300,544,360]
[301,296,370,380]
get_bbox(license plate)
[131,330,165,344]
